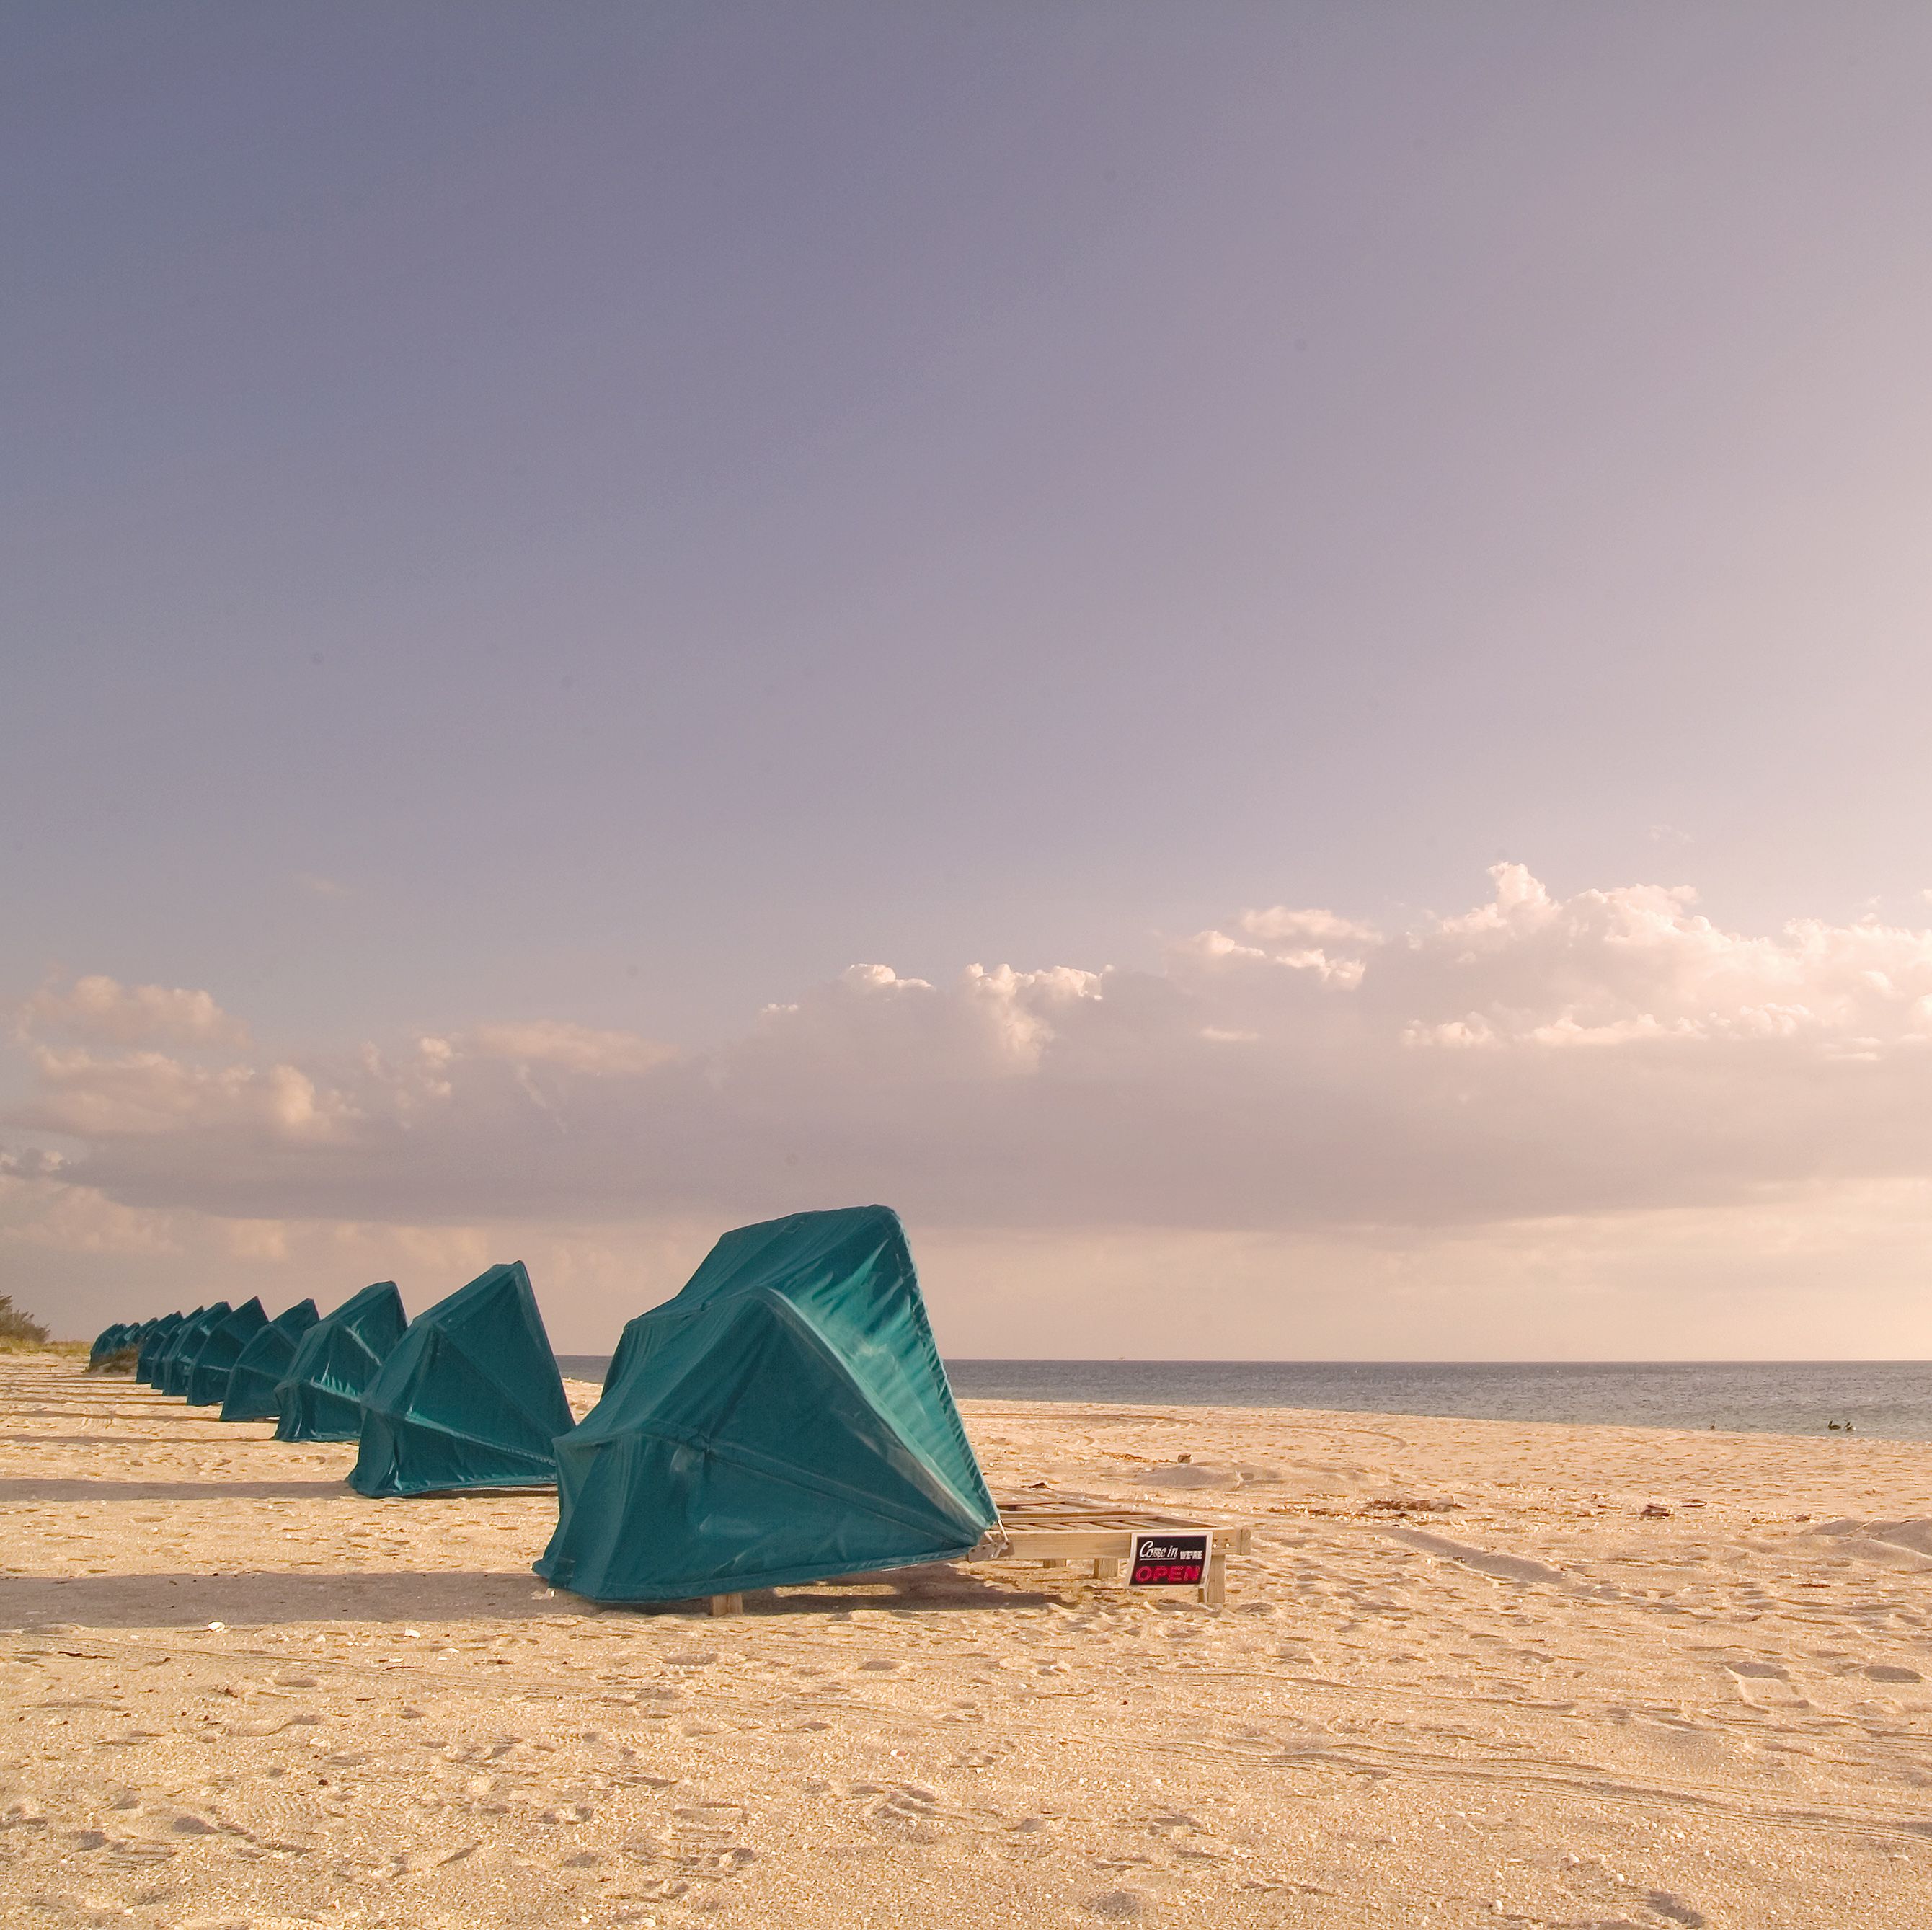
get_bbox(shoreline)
[5,1350,1931,1926]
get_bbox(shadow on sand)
[0,1477,358,1502]
[0,1560,1052,1631]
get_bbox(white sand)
[3,1351,1930,1926]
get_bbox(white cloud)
[14,866,1932,1247]
[465,1020,672,1078]
[19,1045,349,1142]
[20,973,249,1048]
[224,1218,291,1262]
[1238,905,1380,947]
[0,1151,183,1257]
[0,1146,66,1182]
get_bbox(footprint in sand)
[1142,1464,1241,1490]
[1645,1890,1708,1927]
[1144,1807,1205,1836]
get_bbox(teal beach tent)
[103,1319,159,1370]
[186,1298,267,1406]
[137,1310,191,1384]
[162,1303,230,1396]
[133,1315,173,1382]
[350,1262,571,1495]
[536,1205,997,1603]
[274,1283,407,1441]
[220,1299,319,1421]
[89,1322,134,1363]
[151,1305,211,1391]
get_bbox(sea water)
[556,1356,1932,1441]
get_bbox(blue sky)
[8,6,1932,1352]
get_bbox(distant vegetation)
[0,1295,53,1352]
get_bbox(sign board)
[1128,1531,1209,1587]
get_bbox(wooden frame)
[703,1494,1253,1614]
[966,1495,1251,1607]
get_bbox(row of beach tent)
[88,1205,1000,1604]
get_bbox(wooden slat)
[697,1493,1252,1616]
[998,1528,1140,1561]
[989,1494,1253,1555]
[967,1492,1254,1603]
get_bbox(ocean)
[554,1356,1932,1442]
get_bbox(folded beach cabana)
[137,1310,192,1385]
[89,1321,138,1364]
[153,1304,216,1392]
[275,1282,407,1442]
[162,1303,231,1396]
[133,1319,164,1381]
[350,1261,572,1495]
[101,1320,149,1366]
[185,1297,267,1407]
[536,1205,998,1606]
[219,1298,319,1421]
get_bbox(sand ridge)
[3,1353,1930,1926]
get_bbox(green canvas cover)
[110,1319,156,1365]
[220,1299,319,1421]
[137,1310,191,1384]
[536,1205,996,1603]
[133,1316,167,1381]
[151,1305,211,1390]
[186,1298,267,1407]
[162,1303,231,1396]
[350,1262,571,1495]
[274,1283,407,1441]
[90,1322,136,1363]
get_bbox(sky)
[6,4,1932,1356]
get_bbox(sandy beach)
[4,1352,1929,1928]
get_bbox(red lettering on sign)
[1127,1532,1210,1587]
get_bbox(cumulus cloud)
[1237,905,1381,947]
[20,1045,347,1141]
[461,1020,673,1078]
[20,973,249,1048]
[13,866,1932,1239]
[0,1147,182,1256]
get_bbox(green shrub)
[0,1296,53,1349]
